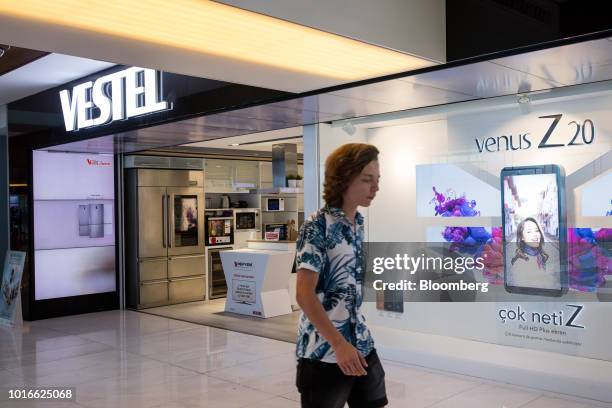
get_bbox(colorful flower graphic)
[441,226,504,284]
[432,186,611,291]
[431,187,480,217]
[568,228,611,292]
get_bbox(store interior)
[34,126,307,342]
[127,126,306,342]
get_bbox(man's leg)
[296,358,354,408]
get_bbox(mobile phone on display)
[376,289,385,310]
[384,289,404,313]
[500,165,567,297]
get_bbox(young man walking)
[295,143,387,408]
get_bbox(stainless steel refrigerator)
[125,169,205,309]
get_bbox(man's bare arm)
[296,268,367,376]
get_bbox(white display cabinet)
[259,161,273,189]
[204,159,260,193]
[204,159,234,193]
[233,160,259,190]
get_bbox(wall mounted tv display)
[33,151,116,300]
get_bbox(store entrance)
[124,126,306,343]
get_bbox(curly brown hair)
[323,143,379,208]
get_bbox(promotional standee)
[0,251,26,326]
[321,86,611,399]
[220,248,293,318]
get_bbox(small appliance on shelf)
[205,210,234,246]
[263,223,288,241]
[234,208,259,232]
[264,197,285,211]
[230,200,249,208]
[220,195,231,208]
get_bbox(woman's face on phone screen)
[522,220,541,248]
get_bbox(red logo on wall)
[86,159,112,166]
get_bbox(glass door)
[168,187,204,256]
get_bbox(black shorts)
[296,349,388,408]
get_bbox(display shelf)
[260,192,303,240]
[257,187,303,194]
[261,210,296,213]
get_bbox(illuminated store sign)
[59,67,171,131]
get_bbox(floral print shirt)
[295,205,374,363]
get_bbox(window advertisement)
[502,167,567,296]
[33,151,116,300]
[321,88,612,368]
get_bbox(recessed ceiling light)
[229,143,240,146]
[0,1,435,80]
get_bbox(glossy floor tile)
[143,299,300,343]
[0,309,608,408]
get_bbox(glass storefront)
[316,78,611,400]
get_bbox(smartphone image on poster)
[384,289,404,313]
[500,165,567,297]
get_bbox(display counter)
[248,240,298,307]
[220,242,295,318]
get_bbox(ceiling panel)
[399,60,564,98]
[0,53,115,105]
[181,126,304,153]
[491,37,612,86]
[328,78,475,111]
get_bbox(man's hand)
[296,268,368,377]
[332,339,368,376]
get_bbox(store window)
[319,81,611,364]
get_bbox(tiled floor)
[142,299,300,343]
[0,310,608,408]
